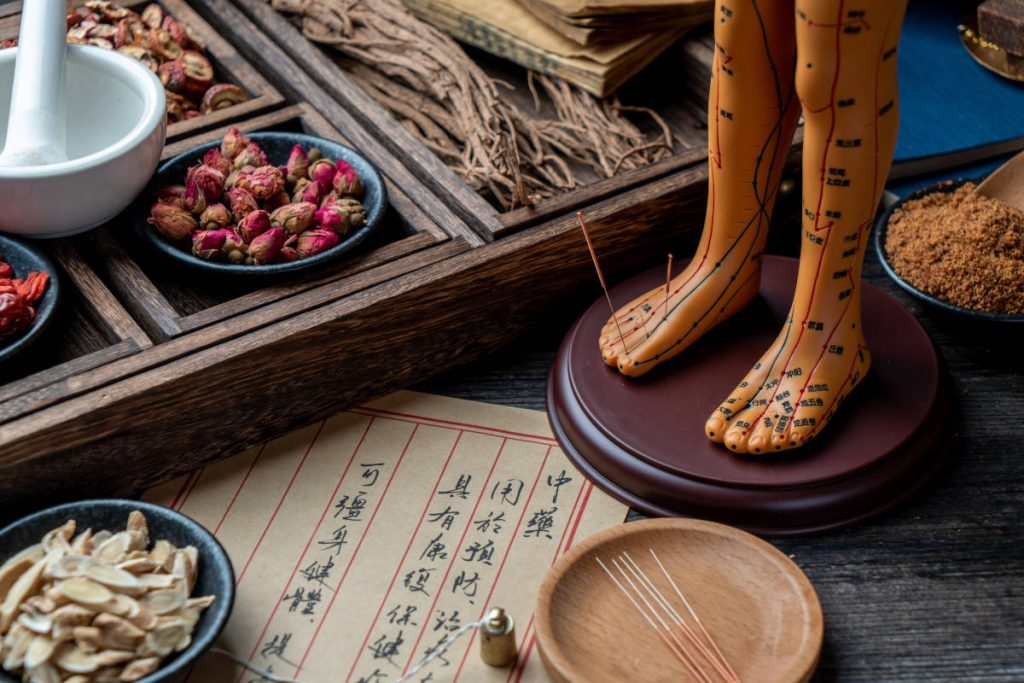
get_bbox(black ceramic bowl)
[0,235,59,363]
[135,131,387,277]
[0,499,234,683]
[874,178,1024,324]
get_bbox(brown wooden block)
[978,0,1024,56]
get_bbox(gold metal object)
[479,607,517,667]
[959,14,1024,83]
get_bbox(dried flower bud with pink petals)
[155,185,187,209]
[270,201,317,235]
[296,228,341,258]
[308,159,336,193]
[199,203,231,230]
[247,226,287,265]
[298,179,322,206]
[187,164,225,201]
[278,246,300,263]
[233,142,268,170]
[286,145,309,182]
[237,209,271,243]
[192,229,230,260]
[149,203,197,242]
[222,231,247,264]
[226,187,259,223]
[221,126,250,160]
[265,191,291,212]
[316,197,366,236]
[332,160,363,196]
[182,179,206,215]
[248,165,285,200]
[203,148,233,177]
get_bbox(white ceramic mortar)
[0,45,166,238]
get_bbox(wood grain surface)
[536,518,823,683]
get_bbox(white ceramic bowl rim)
[0,45,165,179]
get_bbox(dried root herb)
[269,0,674,209]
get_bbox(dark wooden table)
[416,245,1024,682]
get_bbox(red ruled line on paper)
[213,444,266,537]
[397,438,510,677]
[352,407,558,447]
[506,481,594,683]
[171,468,203,512]
[341,430,465,683]
[294,423,420,677]
[234,420,330,587]
[168,470,196,511]
[237,417,380,683]
[451,445,554,682]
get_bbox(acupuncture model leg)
[706,0,907,454]
[599,0,800,376]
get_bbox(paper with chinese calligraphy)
[144,391,628,683]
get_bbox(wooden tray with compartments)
[0,0,746,515]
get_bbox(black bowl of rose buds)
[135,130,387,276]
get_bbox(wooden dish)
[535,518,823,683]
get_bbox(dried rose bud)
[308,148,323,162]
[199,203,230,230]
[270,201,317,234]
[296,228,341,258]
[247,226,287,265]
[222,231,247,264]
[221,126,251,160]
[203,149,233,177]
[226,187,259,223]
[192,229,229,260]
[291,178,310,203]
[308,159,336,193]
[233,143,268,170]
[200,84,248,114]
[155,184,187,208]
[265,191,291,212]
[141,4,163,29]
[149,203,197,242]
[286,145,310,182]
[187,164,225,202]
[182,179,206,215]
[332,160,364,196]
[298,179,322,206]
[237,209,271,243]
[316,197,366,236]
[248,165,285,200]
[278,246,300,263]
[320,193,339,209]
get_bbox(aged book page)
[145,391,628,683]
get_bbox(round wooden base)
[547,256,955,536]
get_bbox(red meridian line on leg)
[228,418,340,683]
[451,446,554,682]
[294,422,419,676]
[398,438,510,676]
[235,420,330,588]
[744,1,845,434]
[213,443,266,537]
[341,429,465,683]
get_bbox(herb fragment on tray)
[2,1,252,124]
[149,128,369,266]
[0,511,215,682]
[0,255,48,342]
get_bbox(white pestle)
[0,0,68,167]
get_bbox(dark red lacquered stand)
[547,256,955,536]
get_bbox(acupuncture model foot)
[599,0,800,377]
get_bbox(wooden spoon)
[973,148,1024,211]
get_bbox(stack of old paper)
[402,0,712,97]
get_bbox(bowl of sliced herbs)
[136,129,386,277]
